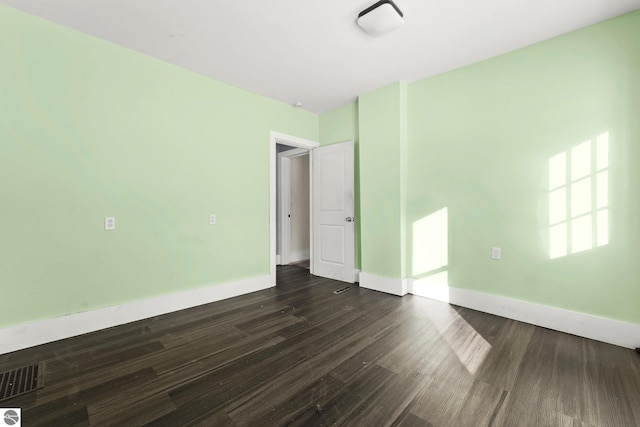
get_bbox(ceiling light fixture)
[357,0,404,36]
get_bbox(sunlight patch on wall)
[410,207,449,302]
[548,133,609,259]
[412,207,448,276]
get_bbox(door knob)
[345,217,355,222]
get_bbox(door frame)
[270,131,319,285]
[278,148,310,267]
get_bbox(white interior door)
[312,141,355,283]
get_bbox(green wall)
[3,4,638,331]
[358,83,409,279]
[0,6,317,327]
[318,10,640,325]
[408,10,640,323]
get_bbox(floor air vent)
[0,362,44,402]
[333,286,351,295]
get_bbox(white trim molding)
[359,272,409,296]
[0,275,272,355]
[406,278,640,350]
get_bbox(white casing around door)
[312,141,355,283]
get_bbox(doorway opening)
[277,144,311,270]
[269,131,355,286]
[269,132,319,286]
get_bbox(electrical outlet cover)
[105,217,116,230]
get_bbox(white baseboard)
[289,250,310,264]
[354,269,361,283]
[407,278,640,349]
[5,272,635,354]
[0,275,272,355]
[407,275,450,302]
[359,272,408,296]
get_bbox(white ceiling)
[3,0,640,114]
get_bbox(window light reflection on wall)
[548,133,609,259]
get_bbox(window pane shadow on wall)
[548,132,609,259]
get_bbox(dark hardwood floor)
[1,266,639,426]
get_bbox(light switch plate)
[209,214,216,225]
[491,247,501,260]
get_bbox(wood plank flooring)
[1,266,639,426]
